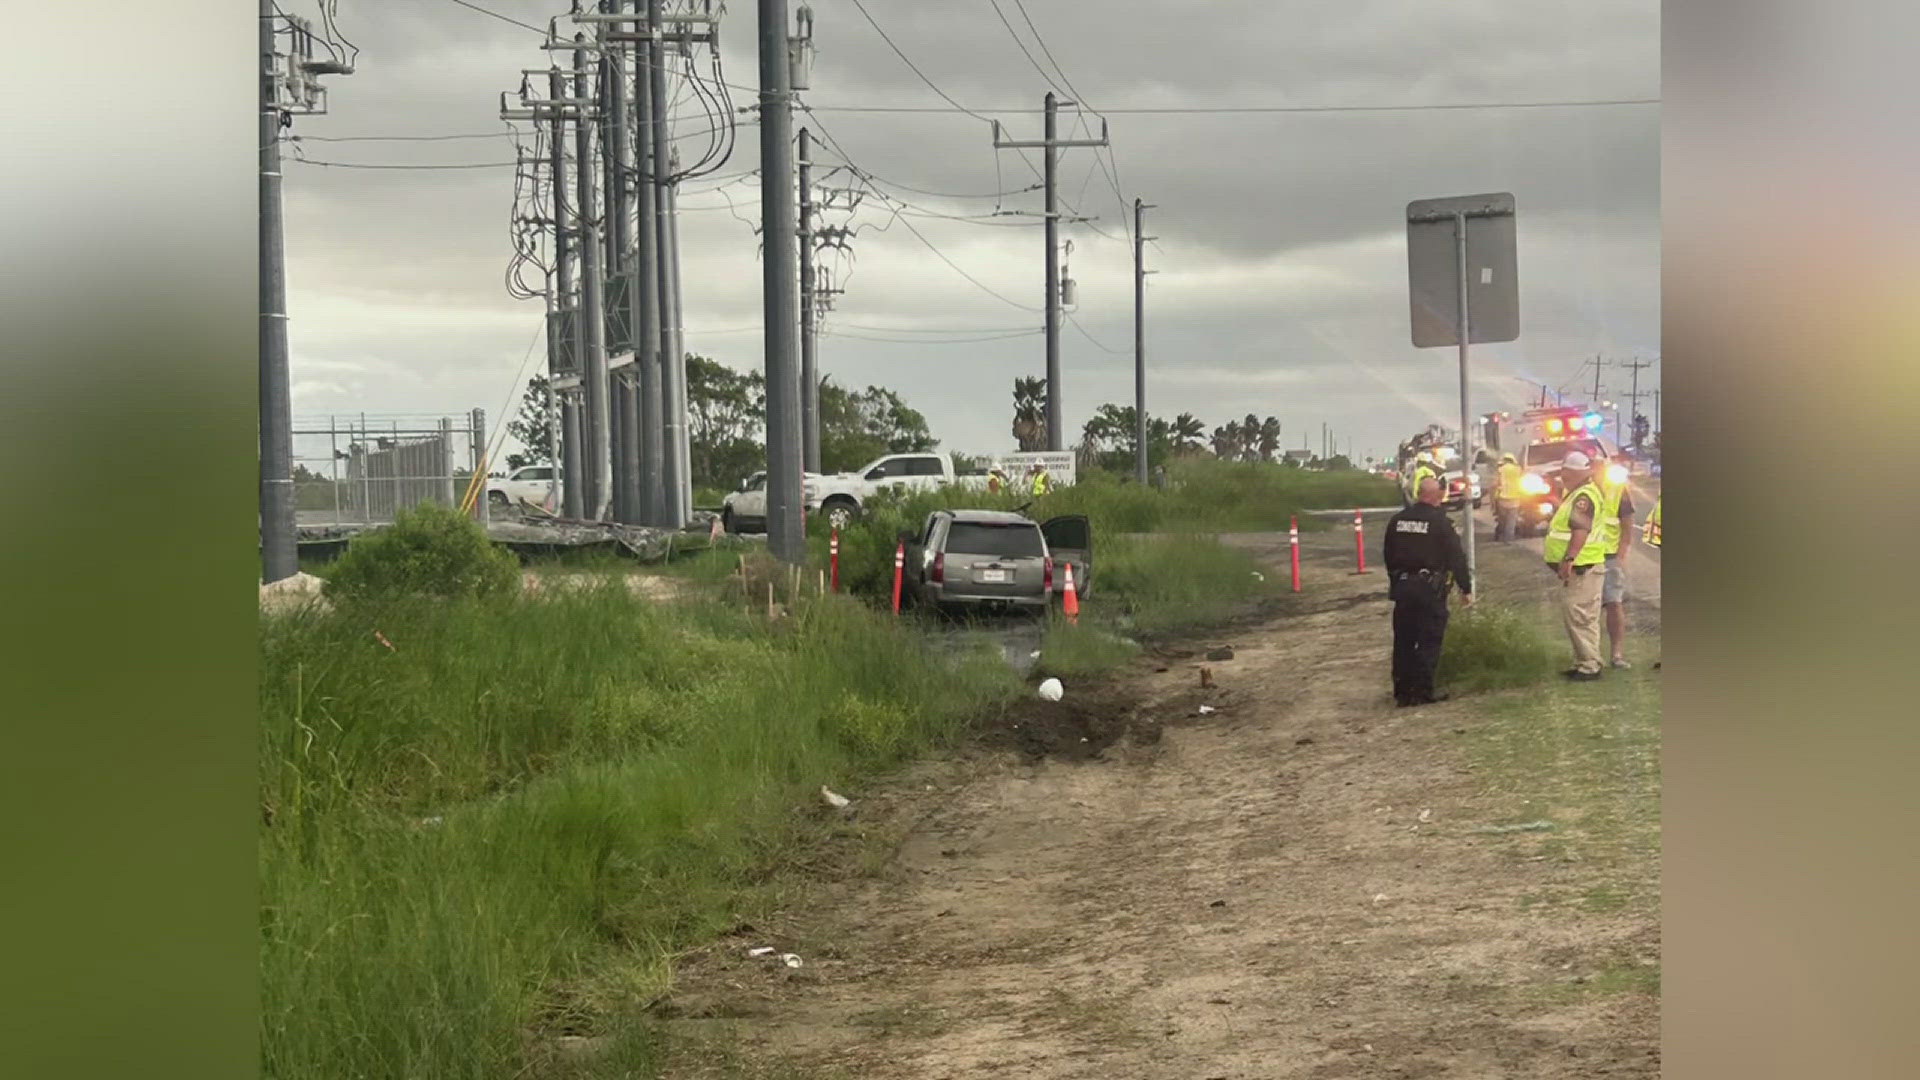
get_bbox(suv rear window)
[945,522,1045,558]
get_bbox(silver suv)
[901,510,1093,613]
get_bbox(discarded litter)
[1030,650,1043,659]
[1417,809,1433,824]
[1037,678,1064,701]
[1197,705,1217,716]
[1372,893,1389,905]
[1467,820,1555,834]
[746,946,776,958]
[820,786,851,810]
[779,953,803,968]
[1252,571,1266,582]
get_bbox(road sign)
[1406,192,1517,348]
[1405,191,1518,584]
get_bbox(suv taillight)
[931,552,944,583]
[1043,557,1054,594]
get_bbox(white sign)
[991,451,1077,488]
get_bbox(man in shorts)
[1597,462,1637,669]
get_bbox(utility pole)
[260,0,350,581]
[662,152,691,525]
[799,127,820,473]
[993,95,1108,451]
[757,0,804,561]
[259,0,295,582]
[626,10,662,525]
[548,69,585,519]
[571,36,612,519]
[647,0,676,526]
[1132,198,1155,484]
[1620,357,1654,448]
[604,1,639,524]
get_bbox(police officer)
[1383,476,1474,706]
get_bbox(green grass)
[260,581,1020,1080]
[1434,601,1562,694]
[1035,618,1141,678]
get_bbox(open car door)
[1040,515,1093,600]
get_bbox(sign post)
[1407,192,1518,581]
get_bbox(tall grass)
[260,583,1018,1080]
[1435,601,1562,693]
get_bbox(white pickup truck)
[486,465,560,512]
[804,452,991,530]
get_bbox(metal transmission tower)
[260,0,352,582]
[1132,198,1156,484]
[993,93,1108,451]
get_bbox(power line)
[802,97,1663,115]
[987,0,1066,95]
[290,157,521,169]
[1066,311,1127,354]
[894,214,1042,312]
[845,0,996,126]
[444,0,543,35]
[835,321,1037,334]
[824,327,1041,344]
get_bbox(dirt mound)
[978,682,1142,762]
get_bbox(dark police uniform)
[1381,501,1473,705]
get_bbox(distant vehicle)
[720,471,768,533]
[1477,406,1621,537]
[487,465,560,512]
[901,509,1093,614]
[803,452,994,530]
[1394,435,1479,511]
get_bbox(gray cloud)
[284,0,1658,465]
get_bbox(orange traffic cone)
[1062,562,1081,624]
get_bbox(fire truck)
[1478,405,1622,537]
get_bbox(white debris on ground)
[820,786,851,810]
[259,572,327,613]
[1037,678,1064,702]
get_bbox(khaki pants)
[1561,565,1605,674]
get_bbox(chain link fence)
[293,412,488,526]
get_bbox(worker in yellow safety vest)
[1595,461,1638,670]
[1543,451,1609,680]
[1030,464,1052,496]
[1407,451,1438,503]
[1493,453,1525,542]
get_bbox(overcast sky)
[283,0,1658,467]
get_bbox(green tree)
[686,354,766,490]
[819,379,938,472]
[1171,411,1206,453]
[1257,416,1282,463]
[505,375,555,471]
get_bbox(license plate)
[977,568,1009,583]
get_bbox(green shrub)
[323,502,521,605]
[1436,602,1561,693]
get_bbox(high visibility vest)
[1644,496,1662,547]
[1031,471,1050,496]
[1544,481,1607,566]
[1596,472,1629,555]
[1497,462,1524,501]
[1409,463,1436,497]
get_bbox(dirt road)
[660,528,1660,1078]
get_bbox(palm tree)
[1210,424,1241,460]
[1172,412,1206,454]
[1011,376,1048,451]
[1258,416,1282,462]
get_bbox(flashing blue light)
[1585,412,1602,429]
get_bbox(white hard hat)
[1563,450,1593,470]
